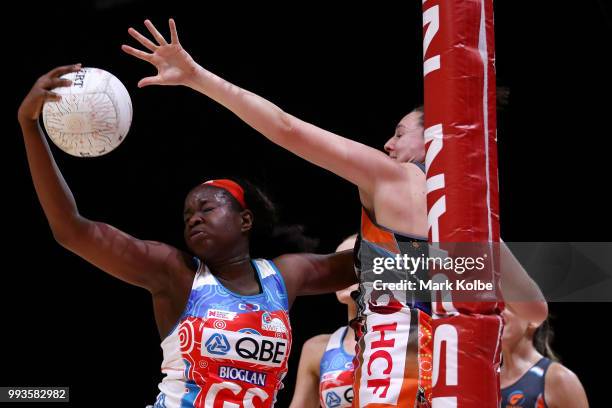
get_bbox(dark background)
[4,0,611,406]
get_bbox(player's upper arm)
[280,114,405,194]
[545,363,589,408]
[274,251,357,306]
[56,215,188,294]
[500,239,549,325]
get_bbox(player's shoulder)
[298,334,332,369]
[377,160,425,185]
[545,362,589,407]
[374,161,426,199]
[546,362,581,387]
[303,333,332,351]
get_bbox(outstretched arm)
[500,240,548,325]
[17,66,188,294]
[122,19,404,195]
[273,250,356,306]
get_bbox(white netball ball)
[42,67,133,157]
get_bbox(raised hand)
[18,64,80,123]
[122,19,199,88]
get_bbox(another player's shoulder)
[303,334,332,352]
[545,362,589,408]
[546,362,582,387]
[301,334,332,359]
[378,160,425,184]
[374,161,425,198]
[298,334,332,371]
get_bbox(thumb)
[138,75,162,88]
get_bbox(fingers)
[138,75,162,88]
[39,72,74,91]
[44,90,62,102]
[144,19,168,46]
[48,77,73,89]
[128,27,158,52]
[48,63,82,79]
[121,44,153,62]
[169,18,179,44]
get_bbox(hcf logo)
[205,333,231,355]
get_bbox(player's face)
[183,185,250,261]
[501,306,529,350]
[384,111,425,163]
[336,283,359,305]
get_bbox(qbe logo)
[325,391,342,407]
[205,333,231,355]
[202,328,288,367]
[324,385,353,407]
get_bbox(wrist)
[184,65,213,92]
[18,114,38,127]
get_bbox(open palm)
[122,19,197,88]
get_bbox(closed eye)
[184,204,216,223]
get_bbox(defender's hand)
[122,18,199,88]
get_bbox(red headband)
[202,179,247,209]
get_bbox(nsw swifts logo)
[261,312,287,333]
